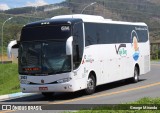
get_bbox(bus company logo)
[41,79,44,84]
[61,26,70,31]
[135,27,147,31]
[85,58,94,63]
[131,30,139,61]
[115,44,127,57]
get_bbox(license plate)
[39,87,48,91]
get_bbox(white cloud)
[26,0,48,7]
[0,4,10,10]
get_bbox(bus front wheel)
[85,74,96,95]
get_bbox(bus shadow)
[2,79,146,102]
[95,79,146,93]
[47,78,146,102]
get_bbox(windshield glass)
[19,24,72,75]
[19,41,71,75]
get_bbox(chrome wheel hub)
[87,78,94,90]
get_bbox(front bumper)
[21,82,76,93]
[21,78,87,93]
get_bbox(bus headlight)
[56,77,72,83]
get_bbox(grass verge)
[151,59,160,62]
[0,63,20,95]
[75,97,160,113]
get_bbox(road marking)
[0,82,160,112]
[0,110,13,113]
[51,82,160,104]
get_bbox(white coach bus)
[8,14,150,97]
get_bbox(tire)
[131,66,139,83]
[85,74,96,95]
[42,92,54,98]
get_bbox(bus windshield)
[19,24,72,75]
[19,41,71,75]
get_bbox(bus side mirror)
[66,36,73,55]
[7,40,19,58]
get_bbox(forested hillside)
[0,0,160,47]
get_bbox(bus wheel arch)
[85,71,97,95]
[132,63,140,83]
[89,71,97,85]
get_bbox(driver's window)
[73,22,84,69]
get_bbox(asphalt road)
[0,62,160,112]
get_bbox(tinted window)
[21,24,71,41]
[85,23,97,45]
[135,26,148,42]
[73,22,84,69]
[84,23,148,46]
[114,25,131,43]
[19,41,71,75]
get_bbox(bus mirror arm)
[66,36,73,55]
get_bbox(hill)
[0,0,160,48]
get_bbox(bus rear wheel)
[42,92,54,98]
[85,74,96,95]
[131,66,139,83]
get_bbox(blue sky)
[0,0,65,10]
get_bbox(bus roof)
[51,14,147,26]
[24,18,82,28]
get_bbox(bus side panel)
[138,40,150,75]
[83,45,103,85]
[83,44,132,86]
